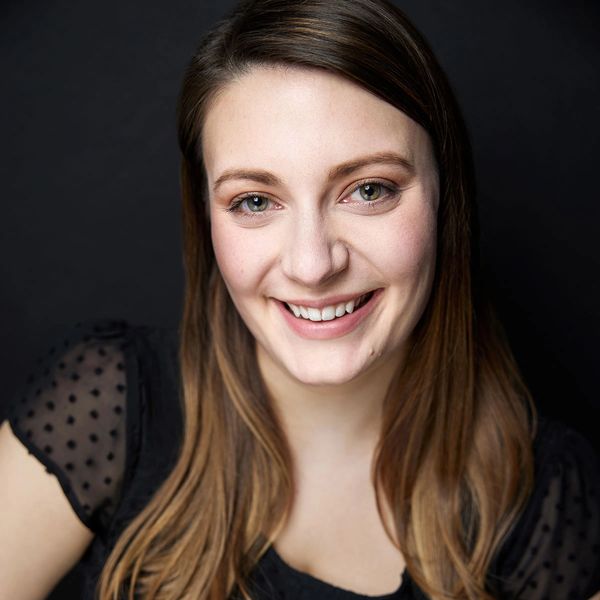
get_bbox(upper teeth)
[286,294,366,322]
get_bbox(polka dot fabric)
[489,419,600,599]
[6,318,132,535]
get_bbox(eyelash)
[225,179,400,216]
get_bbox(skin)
[203,67,438,394]
[202,67,439,594]
[203,65,439,450]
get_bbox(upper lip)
[277,289,378,309]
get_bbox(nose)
[280,208,349,287]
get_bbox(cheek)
[210,218,272,300]
[211,219,247,292]
[355,204,437,283]
[397,213,437,280]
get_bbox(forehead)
[201,65,434,180]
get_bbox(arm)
[0,419,95,600]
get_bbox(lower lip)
[275,289,383,340]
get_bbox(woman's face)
[203,65,439,387]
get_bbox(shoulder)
[5,317,172,536]
[490,416,600,599]
[533,416,598,471]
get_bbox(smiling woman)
[1,0,599,599]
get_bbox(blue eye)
[227,194,271,214]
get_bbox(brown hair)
[97,0,536,598]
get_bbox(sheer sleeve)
[490,419,600,599]
[5,318,135,536]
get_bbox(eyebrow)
[211,151,415,193]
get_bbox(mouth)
[282,289,378,322]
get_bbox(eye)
[243,194,269,212]
[356,183,382,201]
[227,193,272,214]
[345,180,398,205]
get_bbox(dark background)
[1,1,598,597]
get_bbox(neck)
[256,344,405,468]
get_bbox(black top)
[5,318,600,599]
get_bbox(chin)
[284,355,371,388]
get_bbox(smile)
[284,291,374,322]
[275,288,383,340]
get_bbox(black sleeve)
[489,418,600,599]
[5,318,137,536]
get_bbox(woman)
[1,0,598,598]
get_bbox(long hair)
[97,0,536,598]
